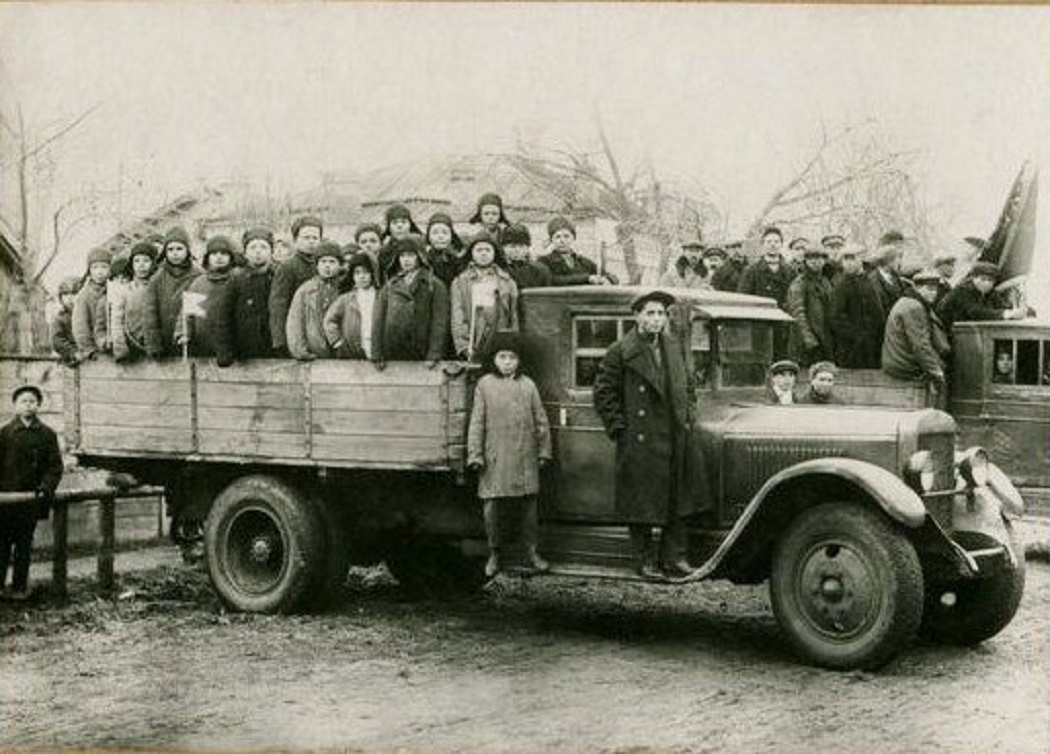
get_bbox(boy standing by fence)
[0,385,63,601]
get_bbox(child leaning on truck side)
[467,331,552,578]
[72,247,112,360]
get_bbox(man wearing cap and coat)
[0,385,63,599]
[829,246,885,368]
[937,262,1025,329]
[786,248,835,365]
[593,290,705,580]
[882,269,951,407]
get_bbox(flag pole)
[468,299,477,363]
[181,308,189,363]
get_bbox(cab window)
[689,317,713,388]
[993,338,1044,386]
[718,321,776,387]
[572,316,635,388]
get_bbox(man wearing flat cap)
[937,261,1025,329]
[786,246,835,366]
[882,268,951,406]
[593,290,705,580]
[829,244,884,368]
[0,385,63,600]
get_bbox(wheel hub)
[798,544,878,638]
[250,536,274,563]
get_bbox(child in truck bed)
[467,331,552,577]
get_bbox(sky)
[1,3,1048,292]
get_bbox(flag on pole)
[468,279,499,362]
[182,291,208,319]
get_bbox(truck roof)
[520,285,793,321]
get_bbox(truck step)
[496,562,703,584]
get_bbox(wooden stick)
[52,500,69,600]
[98,496,116,592]
[0,485,164,507]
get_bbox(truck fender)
[690,458,927,583]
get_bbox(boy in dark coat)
[467,332,552,577]
[0,385,63,600]
[144,226,201,358]
[423,212,468,288]
[220,227,277,364]
[269,216,323,355]
[468,192,511,247]
[176,236,237,362]
[377,205,424,283]
[72,247,112,360]
[797,361,842,404]
[503,223,551,290]
[536,216,617,286]
[593,290,702,580]
[50,276,81,366]
[829,246,885,368]
[372,234,449,368]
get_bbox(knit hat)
[242,227,275,249]
[547,215,576,239]
[969,261,1000,281]
[163,226,192,250]
[129,242,157,264]
[355,223,384,243]
[291,216,323,240]
[11,384,43,404]
[502,223,531,246]
[58,276,82,296]
[466,229,507,268]
[389,233,427,262]
[86,247,112,268]
[203,236,235,269]
[314,240,342,263]
[426,212,464,251]
[469,192,509,226]
[345,252,378,284]
[383,204,423,238]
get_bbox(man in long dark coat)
[593,290,702,580]
[0,385,63,600]
[829,246,885,368]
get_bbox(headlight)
[957,447,989,488]
[906,450,935,492]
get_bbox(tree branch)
[26,102,102,159]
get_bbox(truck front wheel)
[205,475,324,613]
[770,503,924,670]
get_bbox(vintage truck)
[56,284,1026,671]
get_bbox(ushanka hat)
[291,216,323,240]
[426,212,464,251]
[547,215,576,239]
[465,229,507,268]
[383,204,423,238]
[469,192,509,225]
[86,247,112,267]
[129,241,157,264]
[314,240,342,263]
[163,226,192,250]
[345,252,378,283]
[502,223,531,246]
[203,236,235,269]
[354,223,384,243]
[242,227,275,249]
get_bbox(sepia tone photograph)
[1,3,1048,752]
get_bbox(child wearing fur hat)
[219,227,277,364]
[536,216,617,286]
[469,192,511,247]
[424,212,468,288]
[72,247,112,360]
[503,223,552,290]
[50,277,82,366]
[324,252,379,360]
[467,331,552,577]
[269,216,324,356]
[112,242,157,362]
[286,241,342,361]
[450,231,519,361]
[372,234,449,369]
[144,226,202,358]
[377,205,424,283]
[175,236,236,362]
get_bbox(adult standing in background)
[829,245,884,368]
[881,269,951,407]
[786,246,835,366]
[867,230,908,318]
[738,226,793,356]
[659,237,709,289]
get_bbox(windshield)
[690,316,777,388]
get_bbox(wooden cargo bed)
[69,359,472,472]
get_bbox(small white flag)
[182,291,208,318]
[471,279,498,309]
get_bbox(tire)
[385,540,487,599]
[770,503,924,670]
[205,475,324,613]
[920,524,1025,646]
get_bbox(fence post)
[98,495,116,592]
[51,500,69,600]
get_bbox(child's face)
[295,226,322,253]
[772,371,796,392]
[14,392,39,421]
[245,240,273,268]
[274,241,294,263]
[471,242,496,268]
[389,218,411,239]
[208,251,232,272]
[505,243,529,263]
[398,251,419,273]
[551,229,574,252]
[996,352,1014,375]
[131,254,153,280]
[352,265,374,290]
[704,255,724,273]
[88,262,110,284]
[165,243,189,265]
[428,224,452,250]
[494,350,519,377]
[357,232,381,253]
[479,205,502,226]
[811,371,835,396]
[317,257,341,279]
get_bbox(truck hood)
[700,404,957,441]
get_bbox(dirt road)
[2,558,1047,753]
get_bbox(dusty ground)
[2,541,1047,754]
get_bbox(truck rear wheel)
[205,475,324,613]
[920,525,1025,646]
[770,503,923,670]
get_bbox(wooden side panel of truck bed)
[70,359,471,472]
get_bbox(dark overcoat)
[372,268,449,362]
[268,252,315,351]
[829,272,885,368]
[786,270,835,364]
[223,262,275,362]
[937,280,1010,328]
[593,329,701,524]
[0,417,63,521]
